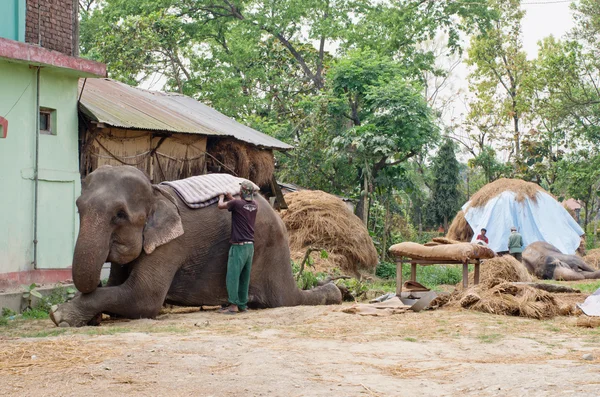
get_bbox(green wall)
[0,0,26,42]
[0,61,81,273]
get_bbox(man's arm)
[217,193,235,210]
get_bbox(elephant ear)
[143,186,184,254]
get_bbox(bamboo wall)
[82,127,207,183]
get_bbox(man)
[217,181,258,314]
[476,228,489,245]
[508,226,524,262]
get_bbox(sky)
[521,0,575,58]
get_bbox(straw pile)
[467,255,532,284]
[583,248,600,270]
[207,139,274,187]
[440,256,574,319]
[468,178,544,208]
[455,278,570,320]
[0,338,116,375]
[280,190,378,275]
[447,179,546,242]
[446,211,474,242]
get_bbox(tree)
[328,51,439,223]
[428,139,461,230]
[465,0,532,168]
[555,152,600,230]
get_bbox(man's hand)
[218,194,229,210]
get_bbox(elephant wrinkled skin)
[51,166,341,327]
[522,241,600,281]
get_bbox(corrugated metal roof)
[78,78,293,150]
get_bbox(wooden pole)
[395,258,404,296]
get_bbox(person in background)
[476,228,489,245]
[508,226,524,261]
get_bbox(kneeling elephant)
[522,241,600,281]
[51,166,341,327]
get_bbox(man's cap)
[240,180,255,201]
[511,226,517,231]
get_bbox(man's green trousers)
[226,244,254,310]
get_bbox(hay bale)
[248,148,275,187]
[467,255,532,284]
[455,278,561,320]
[583,248,600,270]
[280,190,378,275]
[446,179,547,243]
[440,256,567,319]
[467,178,545,208]
[207,139,275,187]
[446,211,474,242]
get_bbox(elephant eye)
[115,210,128,221]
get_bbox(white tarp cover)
[463,191,584,254]
[578,287,600,316]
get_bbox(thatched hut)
[447,178,584,254]
[77,78,292,189]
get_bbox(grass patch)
[404,337,418,342]
[477,333,503,344]
[21,329,69,338]
[21,308,50,320]
[375,262,466,290]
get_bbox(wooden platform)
[394,258,481,295]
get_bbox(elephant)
[522,241,600,281]
[50,165,341,327]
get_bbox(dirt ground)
[1,299,600,397]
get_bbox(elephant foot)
[50,303,90,328]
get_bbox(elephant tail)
[295,283,342,305]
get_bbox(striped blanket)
[161,174,260,209]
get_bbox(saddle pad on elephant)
[161,173,260,209]
[388,242,496,262]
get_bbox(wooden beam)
[270,175,288,209]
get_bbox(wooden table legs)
[395,259,404,295]
[395,259,482,295]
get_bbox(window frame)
[39,108,56,135]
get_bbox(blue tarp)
[463,191,584,254]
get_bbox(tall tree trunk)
[381,197,390,263]
[356,171,369,226]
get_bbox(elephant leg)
[106,263,130,287]
[553,267,585,281]
[51,258,179,327]
[582,270,600,279]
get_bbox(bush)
[375,262,397,279]
[376,262,464,288]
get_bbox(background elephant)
[51,166,341,327]
[522,241,600,281]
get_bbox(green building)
[0,0,105,288]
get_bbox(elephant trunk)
[72,216,111,294]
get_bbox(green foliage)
[335,278,369,299]
[468,146,511,183]
[428,139,461,228]
[375,262,397,280]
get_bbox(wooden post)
[463,261,469,288]
[411,263,417,282]
[395,258,404,296]
[474,260,480,285]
